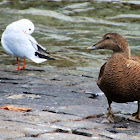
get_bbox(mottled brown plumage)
[88,33,140,122]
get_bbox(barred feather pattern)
[98,54,140,103]
[95,33,140,103]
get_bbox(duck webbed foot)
[102,100,124,123]
[106,100,116,122]
[102,100,115,123]
[132,111,138,116]
[129,116,140,123]
[101,106,116,123]
[129,101,140,123]
[106,106,115,122]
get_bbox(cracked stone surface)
[0,66,140,140]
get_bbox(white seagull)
[1,19,55,70]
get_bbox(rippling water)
[0,0,140,75]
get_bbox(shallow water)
[0,0,140,76]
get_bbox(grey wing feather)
[36,43,50,55]
[28,35,55,60]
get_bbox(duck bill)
[87,44,98,50]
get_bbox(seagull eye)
[29,28,31,31]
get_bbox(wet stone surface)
[0,66,140,140]
[0,0,140,139]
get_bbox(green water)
[0,0,140,73]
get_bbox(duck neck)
[121,47,130,59]
[115,36,130,59]
[114,42,130,59]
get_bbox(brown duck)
[87,33,140,122]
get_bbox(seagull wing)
[27,34,55,60]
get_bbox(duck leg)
[106,100,115,122]
[138,101,140,119]
[103,99,125,123]
[15,57,26,70]
[132,101,139,116]
[129,101,140,122]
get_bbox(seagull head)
[6,19,35,34]
[17,19,35,34]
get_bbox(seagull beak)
[87,44,97,50]
[24,30,27,34]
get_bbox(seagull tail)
[35,52,55,60]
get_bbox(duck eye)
[106,36,110,39]
[29,28,31,31]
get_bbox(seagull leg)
[15,57,25,70]
[23,58,26,69]
[16,57,22,70]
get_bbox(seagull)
[1,19,55,70]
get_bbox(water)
[0,0,140,75]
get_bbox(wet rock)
[0,67,139,140]
[39,133,94,140]
[24,127,55,137]
[54,120,106,130]
[72,129,93,137]
[15,138,39,140]
[45,104,106,118]
[106,127,131,135]
[0,58,140,140]
[30,110,82,123]
[99,131,140,140]
[50,77,62,81]
[0,128,24,139]
[84,91,104,99]
[113,123,129,129]
[81,74,93,78]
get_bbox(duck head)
[87,33,130,58]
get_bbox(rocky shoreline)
[0,65,139,139]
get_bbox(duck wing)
[131,56,140,63]
[98,62,107,80]
[97,62,107,86]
